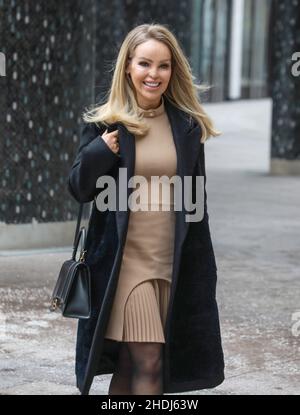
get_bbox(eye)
[138,61,170,69]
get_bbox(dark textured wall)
[0,0,96,224]
[0,0,193,225]
[269,0,300,161]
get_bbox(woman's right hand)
[101,128,119,154]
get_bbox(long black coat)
[68,96,225,395]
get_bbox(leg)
[127,341,164,395]
[108,342,133,395]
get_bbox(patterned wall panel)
[269,0,300,160]
[0,0,96,224]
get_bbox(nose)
[148,68,159,79]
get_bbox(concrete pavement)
[0,98,299,395]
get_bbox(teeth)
[144,82,160,87]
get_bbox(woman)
[68,23,224,395]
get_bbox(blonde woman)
[68,23,224,395]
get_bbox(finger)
[110,129,118,136]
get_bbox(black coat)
[68,96,225,395]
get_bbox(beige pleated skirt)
[122,279,171,343]
[104,210,175,343]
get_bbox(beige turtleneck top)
[104,95,177,342]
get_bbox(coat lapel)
[114,98,201,251]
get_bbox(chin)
[141,90,162,98]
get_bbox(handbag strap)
[73,203,84,248]
[71,203,88,261]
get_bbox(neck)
[137,96,162,110]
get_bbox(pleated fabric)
[122,279,171,343]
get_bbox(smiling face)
[126,39,172,110]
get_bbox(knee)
[134,355,162,377]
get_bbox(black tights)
[108,342,163,395]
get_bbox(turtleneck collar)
[137,95,165,118]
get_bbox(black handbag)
[49,203,91,319]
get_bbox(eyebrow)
[137,57,171,63]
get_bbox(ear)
[125,65,131,79]
[126,55,132,71]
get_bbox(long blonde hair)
[82,23,220,143]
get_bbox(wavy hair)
[82,23,220,143]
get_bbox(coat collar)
[113,96,202,250]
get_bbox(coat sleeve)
[68,121,121,203]
[198,142,208,219]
